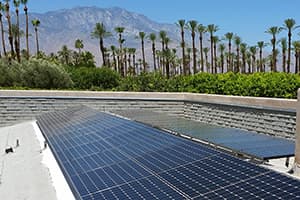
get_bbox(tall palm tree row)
[1,4,300,77]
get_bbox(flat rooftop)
[0,121,74,200]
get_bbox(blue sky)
[28,0,300,46]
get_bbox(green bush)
[68,67,120,90]
[118,72,169,92]
[0,58,73,89]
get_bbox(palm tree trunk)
[0,13,6,57]
[113,52,117,71]
[295,52,299,73]
[99,38,106,66]
[199,34,204,72]
[213,43,217,73]
[16,8,20,61]
[252,56,256,73]
[259,49,263,72]
[24,6,29,59]
[205,53,209,72]
[236,48,240,73]
[181,29,186,75]
[133,54,136,75]
[161,42,165,74]
[272,37,277,72]
[221,54,224,73]
[228,41,232,71]
[141,39,146,72]
[282,50,286,73]
[152,43,156,71]
[210,36,214,73]
[287,31,291,73]
[192,33,196,74]
[124,52,127,76]
[35,28,39,55]
[6,4,14,59]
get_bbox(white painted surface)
[33,121,75,200]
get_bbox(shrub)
[0,58,73,89]
[68,67,120,90]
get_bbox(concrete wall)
[0,90,297,139]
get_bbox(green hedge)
[67,67,120,90]
[118,72,300,98]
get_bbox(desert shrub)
[0,58,73,89]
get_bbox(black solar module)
[37,106,300,200]
[114,110,295,160]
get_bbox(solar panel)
[114,110,295,159]
[37,106,300,200]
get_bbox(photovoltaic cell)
[37,106,300,200]
[114,110,295,160]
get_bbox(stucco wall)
[0,90,296,139]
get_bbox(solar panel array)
[114,110,295,160]
[37,106,300,200]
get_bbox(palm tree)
[212,36,219,73]
[123,47,128,75]
[164,37,171,76]
[207,24,219,72]
[115,26,125,75]
[74,39,83,55]
[279,38,287,72]
[249,46,257,73]
[5,0,14,59]
[159,30,167,72]
[110,45,117,71]
[203,47,209,72]
[240,43,247,73]
[234,35,241,73]
[11,24,23,62]
[149,33,157,71]
[283,18,299,73]
[186,47,191,74]
[265,26,282,72]
[91,22,111,66]
[13,0,20,59]
[176,19,187,75]
[31,19,40,55]
[257,41,266,72]
[218,43,225,73]
[246,52,252,73]
[225,32,234,71]
[197,24,206,72]
[20,0,28,59]
[138,31,146,72]
[187,20,198,74]
[0,2,6,57]
[128,48,136,75]
[58,45,71,65]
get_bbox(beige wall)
[0,90,296,110]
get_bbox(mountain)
[14,6,182,64]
